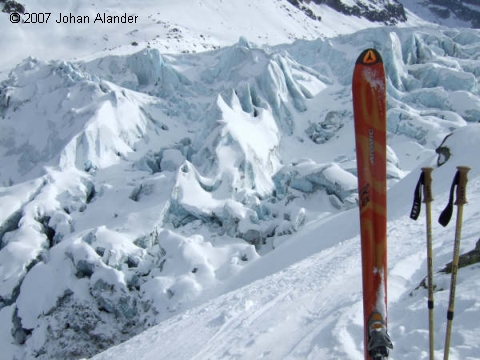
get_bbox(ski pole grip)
[421,167,434,203]
[455,166,470,206]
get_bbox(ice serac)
[0,58,95,184]
[199,38,328,135]
[273,160,357,209]
[0,57,176,185]
[83,48,192,95]
[166,91,282,243]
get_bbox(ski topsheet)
[352,49,392,359]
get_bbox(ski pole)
[438,166,470,360]
[410,167,435,360]
[423,168,435,360]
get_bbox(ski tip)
[356,48,383,66]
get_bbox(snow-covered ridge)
[0,25,479,359]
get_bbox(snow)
[92,127,480,360]
[0,0,405,75]
[1,1,480,359]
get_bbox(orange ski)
[352,48,392,360]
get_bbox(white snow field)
[0,1,479,360]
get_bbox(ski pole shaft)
[422,167,435,360]
[443,166,470,360]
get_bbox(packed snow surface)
[0,2,480,360]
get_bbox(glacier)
[0,24,479,359]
